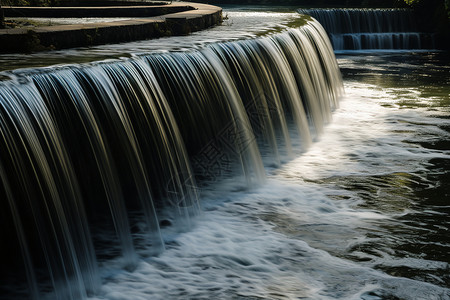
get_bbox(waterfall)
[298,9,436,51]
[0,17,343,300]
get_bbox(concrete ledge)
[0,2,222,53]
[4,5,194,18]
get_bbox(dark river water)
[1,6,449,300]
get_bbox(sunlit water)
[2,7,449,300]
[87,51,449,300]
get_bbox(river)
[95,52,449,299]
[1,6,449,300]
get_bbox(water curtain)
[0,18,342,299]
[298,9,436,50]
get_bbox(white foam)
[89,177,448,299]
[90,63,450,299]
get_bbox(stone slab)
[0,2,222,53]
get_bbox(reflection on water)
[338,51,450,107]
[276,51,450,291]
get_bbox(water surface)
[92,51,450,299]
[92,14,449,300]
[1,7,449,300]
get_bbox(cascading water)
[297,8,436,51]
[0,18,343,299]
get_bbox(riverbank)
[0,2,222,53]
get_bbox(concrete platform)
[0,2,222,53]
[3,4,193,18]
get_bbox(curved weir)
[0,18,342,299]
[298,8,436,51]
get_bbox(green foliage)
[403,0,450,19]
[446,0,450,18]
[0,0,4,28]
[404,0,448,13]
[403,0,419,5]
[0,5,4,29]
[1,0,59,6]
[405,0,450,48]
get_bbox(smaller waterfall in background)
[0,17,343,300]
[298,8,436,51]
